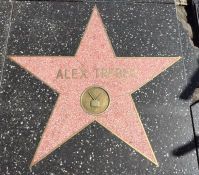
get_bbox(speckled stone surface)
[0,1,12,77]
[1,1,199,175]
[15,0,175,3]
[178,16,199,164]
[7,2,180,57]
[0,1,12,54]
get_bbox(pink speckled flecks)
[10,6,180,167]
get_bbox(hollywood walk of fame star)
[10,6,180,167]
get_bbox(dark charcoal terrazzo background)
[0,0,199,174]
[7,2,181,57]
[0,1,12,81]
[0,1,12,54]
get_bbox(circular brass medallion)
[81,86,110,115]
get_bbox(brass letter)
[80,69,88,78]
[56,69,63,79]
[95,68,100,78]
[64,69,70,79]
[72,69,78,79]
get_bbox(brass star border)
[9,6,181,168]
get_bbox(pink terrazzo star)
[10,6,180,167]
